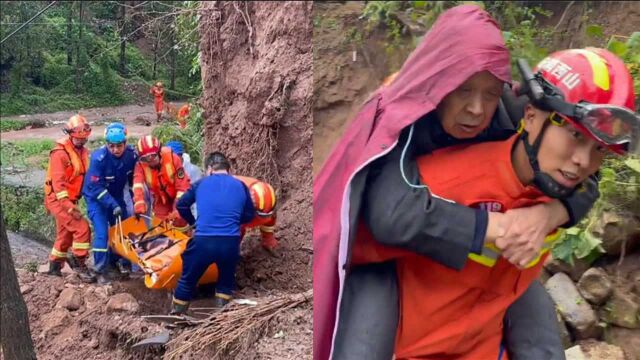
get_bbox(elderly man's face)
[437,71,504,139]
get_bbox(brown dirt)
[198,0,312,295]
[312,1,415,176]
[534,1,640,50]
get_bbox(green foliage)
[152,104,204,166]
[0,139,55,170]
[552,156,640,263]
[607,32,640,101]
[0,184,55,244]
[0,1,201,116]
[0,119,28,132]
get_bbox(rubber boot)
[117,261,131,280]
[169,299,189,316]
[96,272,112,286]
[214,293,231,309]
[46,261,63,277]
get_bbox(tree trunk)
[66,1,73,65]
[0,214,37,360]
[74,1,84,92]
[170,14,176,91]
[152,28,158,80]
[119,1,127,76]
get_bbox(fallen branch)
[164,289,312,359]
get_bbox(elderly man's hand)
[494,201,568,269]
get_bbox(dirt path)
[0,101,185,141]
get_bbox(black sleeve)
[559,174,600,228]
[362,142,487,271]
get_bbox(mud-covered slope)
[198,1,313,292]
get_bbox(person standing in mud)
[150,82,165,123]
[132,135,191,230]
[83,122,138,285]
[44,114,96,283]
[314,5,601,360]
[172,152,256,315]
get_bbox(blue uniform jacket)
[176,173,255,237]
[82,145,138,210]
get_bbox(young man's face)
[437,71,504,139]
[107,142,126,158]
[524,105,607,188]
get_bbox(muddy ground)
[6,228,311,359]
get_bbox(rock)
[605,326,640,360]
[106,293,139,314]
[38,263,49,273]
[20,285,33,295]
[94,286,112,299]
[544,257,590,281]
[56,288,83,311]
[545,272,598,339]
[565,345,587,360]
[41,308,71,337]
[583,340,627,360]
[577,268,613,305]
[601,290,639,329]
[591,211,640,255]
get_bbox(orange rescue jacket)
[132,147,190,209]
[352,135,562,360]
[44,137,89,205]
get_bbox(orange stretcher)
[108,215,218,290]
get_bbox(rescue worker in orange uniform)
[132,135,191,228]
[351,48,639,359]
[234,176,278,253]
[44,115,96,283]
[177,103,190,129]
[150,82,165,123]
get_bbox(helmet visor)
[576,104,640,154]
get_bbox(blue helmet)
[104,122,127,144]
[166,140,184,156]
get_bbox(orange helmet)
[533,47,638,154]
[248,181,276,216]
[136,135,161,157]
[64,114,91,139]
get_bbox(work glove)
[113,206,123,217]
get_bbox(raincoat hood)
[313,5,511,360]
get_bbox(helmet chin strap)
[520,119,575,199]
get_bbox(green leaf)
[502,31,512,42]
[552,234,576,265]
[624,158,640,173]
[607,39,628,57]
[412,1,427,9]
[574,231,602,259]
[586,24,604,38]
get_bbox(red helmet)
[248,180,276,216]
[136,135,161,157]
[534,47,637,153]
[64,114,91,139]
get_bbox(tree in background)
[0,213,36,360]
